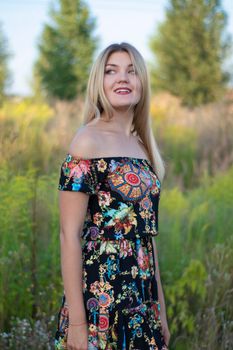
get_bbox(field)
[0,92,232,349]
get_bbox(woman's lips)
[114,88,132,95]
[115,91,131,95]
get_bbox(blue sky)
[1,0,233,96]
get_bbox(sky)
[1,0,233,96]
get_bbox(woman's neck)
[99,110,134,137]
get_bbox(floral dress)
[54,153,167,350]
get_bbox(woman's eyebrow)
[105,63,133,67]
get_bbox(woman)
[55,42,170,350]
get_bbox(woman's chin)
[112,103,135,111]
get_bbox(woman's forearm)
[152,238,168,323]
[60,232,86,323]
[157,276,168,324]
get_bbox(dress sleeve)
[58,154,98,195]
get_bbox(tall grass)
[0,94,232,349]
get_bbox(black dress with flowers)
[54,153,167,350]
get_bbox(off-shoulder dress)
[54,153,167,350]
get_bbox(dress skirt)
[55,235,167,350]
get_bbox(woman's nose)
[117,71,129,82]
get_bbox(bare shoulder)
[68,125,102,159]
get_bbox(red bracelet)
[69,321,87,327]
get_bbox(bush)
[0,316,56,349]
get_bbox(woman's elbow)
[59,228,81,244]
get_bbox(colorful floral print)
[55,154,166,349]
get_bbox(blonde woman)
[55,42,170,350]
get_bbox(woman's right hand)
[67,323,88,350]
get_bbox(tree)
[0,24,11,103]
[35,0,98,101]
[149,0,232,107]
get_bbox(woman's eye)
[105,69,136,75]
[105,69,115,74]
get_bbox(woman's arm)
[59,190,89,323]
[59,129,98,324]
[58,131,99,349]
[152,238,171,346]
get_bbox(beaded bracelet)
[69,321,87,327]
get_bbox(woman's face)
[103,51,142,111]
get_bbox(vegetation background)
[0,0,232,349]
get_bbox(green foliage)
[0,168,62,328]
[0,23,11,104]
[35,0,99,100]
[150,90,233,189]
[0,317,55,349]
[187,167,233,249]
[192,241,233,350]
[149,0,232,106]
[166,259,207,336]
[0,99,55,174]
[158,166,233,276]
[0,98,232,348]
[0,99,68,334]
[157,187,190,281]
[153,110,198,188]
[163,125,197,188]
[157,166,233,348]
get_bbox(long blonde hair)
[82,42,166,183]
